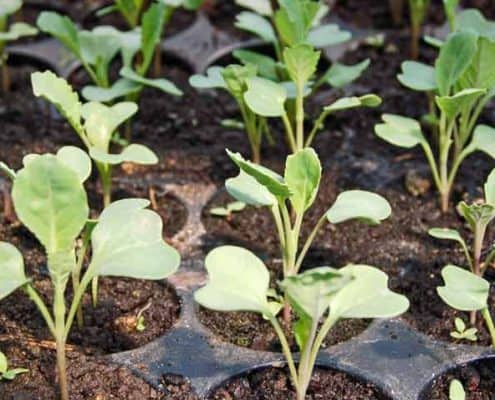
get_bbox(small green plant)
[31,70,158,208]
[0,0,37,93]
[408,0,430,59]
[0,150,180,400]
[375,26,495,212]
[191,46,380,161]
[195,245,409,400]
[450,317,478,342]
[224,148,391,320]
[36,8,182,140]
[449,379,465,400]
[209,201,246,219]
[437,265,495,347]
[0,350,27,380]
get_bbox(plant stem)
[294,214,327,273]
[54,283,68,400]
[470,223,486,324]
[282,112,297,153]
[72,227,91,328]
[295,85,304,151]
[24,285,56,336]
[481,308,495,348]
[270,317,299,389]
[297,320,318,400]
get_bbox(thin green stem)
[305,110,329,148]
[64,272,93,340]
[23,284,56,336]
[420,141,441,192]
[270,317,299,389]
[481,308,495,348]
[294,214,327,273]
[308,313,339,370]
[282,112,297,153]
[54,282,68,400]
[296,320,318,400]
[295,85,304,150]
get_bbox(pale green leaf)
[89,144,158,165]
[283,44,320,87]
[484,168,495,205]
[226,170,277,207]
[398,61,436,91]
[457,9,495,40]
[56,146,91,183]
[36,11,81,57]
[120,66,183,96]
[375,114,425,148]
[324,94,382,113]
[235,11,276,42]
[235,0,272,16]
[449,379,465,400]
[140,2,166,73]
[0,23,37,41]
[0,351,6,373]
[436,88,486,119]
[189,66,227,90]
[0,0,21,18]
[323,59,370,88]
[470,124,495,158]
[82,79,141,102]
[233,50,278,80]
[308,23,351,47]
[428,228,467,248]
[78,28,120,67]
[244,77,287,117]
[0,242,27,300]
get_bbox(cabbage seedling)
[224,148,391,320]
[376,25,495,212]
[31,70,158,208]
[0,351,27,380]
[191,45,381,158]
[437,265,495,347]
[450,317,478,342]
[0,150,180,400]
[0,0,37,93]
[195,245,409,400]
[36,9,182,140]
[209,200,246,219]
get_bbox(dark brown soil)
[208,366,389,400]
[425,358,495,399]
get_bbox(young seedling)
[437,265,495,347]
[191,45,381,160]
[408,0,430,59]
[36,9,182,140]
[0,150,180,400]
[195,245,409,400]
[31,70,158,208]
[376,26,495,212]
[0,351,27,380]
[0,0,37,93]
[209,200,246,219]
[224,148,391,320]
[449,379,465,400]
[450,317,478,342]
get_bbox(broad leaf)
[56,146,92,183]
[435,31,478,96]
[308,24,351,47]
[283,44,320,88]
[223,64,257,98]
[235,11,276,42]
[449,380,465,400]
[189,66,226,90]
[428,228,467,249]
[0,0,21,18]
[0,22,37,41]
[470,124,495,158]
[226,171,276,207]
[326,190,391,225]
[0,242,27,300]
[235,0,272,16]
[398,61,436,91]
[233,50,278,80]
[89,144,158,165]
[457,202,495,230]
[457,9,495,40]
[140,2,166,73]
[484,168,495,205]
[194,246,274,316]
[12,155,88,253]
[37,12,81,57]
[89,199,180,279]
[244,77,287,117]
[323,59,370,88]
[437,265,489,311]
[120,66,183,96]
[436,88,486,119]
[78,29,120,68]
[459,37,495,90]
[324,94,381,113]
[31,71,83,134]
[82,79,141,102]
[284,148,321,214]
[375,114,425,148]
[227,149,291,198]
[329,265,409,319]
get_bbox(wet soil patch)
[208,366,390,400]
[424,358,495,399]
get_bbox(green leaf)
[228,201,246,212]
[235,0,272,16]
[120,66,183,96]
[275,0,319,45]
[222,64,257,98]
[457,201,495,230]
[449,379,465,400]
[78,29,121,68]
[55,146,92,183]
[82,79,141,102]
[375,114,425,148]
[36,11,81,57]
[0,0,21,18]
[324,94,382,113]
[89,199,180,279]
[326,190,391,225]
[209,207,229,217]
[308,24,351,47]
[484,168,495,205]
[227,149,291,198]
[454,317,466,333]
[226,171,277,207]
[82,101,138,151]
[329,265,409,319]
[194,246,274,316]
[0,22,37,41]
[31,71,83,135]
[284,148,321,214]
[435,31,478,96]
[140,2,166,73]
[2,368,28,380]
[397,61,436,91]
[469,124,495,158]
[459,37,495,90]
[0,351,7,373]
[12,155,88,253]
[435,88,486,119]
[437,265,489,311]
[0,242,27,300]
[235,11,276,42]
[428,228,468,248]
[457,9,495,40]
[323,59,370,88]
[283,44,320,88]
[244,77,287,117]
[189,66,227,90]
[89,144,158,165]
[233,50,278,80]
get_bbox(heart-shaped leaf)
[244,77,287,117]
[326,190,391,225]
[82,78,141,102]
[189,66,227,90]
[307,23,351,47]
[323,59,370,88]
[226,170,277,207]
[89,199,180,279]
[469,124,495,158]
[437,265,489,311]
[235,11,276,42]
[89,144,158,165]
[0,242,27,300]
[194,246,274,316]
[235,0,272,16]
[375,114,425,148]
[324,94,382,113]
[398,61,436,91]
